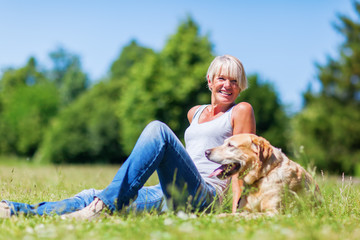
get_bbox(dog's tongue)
[209,165,226,177]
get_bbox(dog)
[205,133,321,217]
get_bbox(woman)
[0,54,256,219]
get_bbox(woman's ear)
[207,75,212,90]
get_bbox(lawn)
[0,160,360,240]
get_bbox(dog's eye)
[227,142,234,147]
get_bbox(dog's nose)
[205,149,211,158]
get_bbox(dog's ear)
[251,135,273,162]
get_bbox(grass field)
[1,160,360,240]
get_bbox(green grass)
[1,162,360,240]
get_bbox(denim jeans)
[4,186,165,216]
[3,121,217,216]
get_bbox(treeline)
[1,5,360,176]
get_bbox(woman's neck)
[208,102,235,116]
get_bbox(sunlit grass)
[1,161,360,240]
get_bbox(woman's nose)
[223,79,231,88]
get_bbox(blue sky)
[0,0,355,112]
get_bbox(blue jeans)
[4,186,165,216]
[3,121,217,216]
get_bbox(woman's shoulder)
[232,102,253,115]
[187,105,202,123]
[234,102,253,112]
[231,102,256,134]
[231,102,255,126]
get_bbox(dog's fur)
[206,133,321,217]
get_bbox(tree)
[35,81,125,164]
[102,40,158,154]
[117,17,214,154]
[237,75,289,152]
[0,48,89,158]
[48,47,89,105]
[36,40,161,163]
[110,39,155,81]
[0,58,59,156]
[117,50,160,154]
[156,16,214,138]
[292,2,360,175]
[0,57,47,92]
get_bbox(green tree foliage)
[0,16,290,164]
[0,57,47,91]
[48,47,88,105]
[292,2,360,175]
[117,17,213,154]
[156,17,214,137]
[110,39,155,81]
[36,41,159,163]
[35,81,125,164]
[117,53,159,154]
[237,75,289,152]
[0,47,91,160]
[0,58,59,156]
[108,40,158,154]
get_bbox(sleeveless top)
[184,104,235,194]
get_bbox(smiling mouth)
[209,163,241,179]
[219,91,232,96]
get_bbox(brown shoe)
[61,197,106,220]
[0,202,11,218]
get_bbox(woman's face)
[208,72,240,105]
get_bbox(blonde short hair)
[206,55,247,92]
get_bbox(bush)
[0,83,59,156]
[35,81,126,164]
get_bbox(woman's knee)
[144,121,170,136]
[139,121,178,148]
[147,120,166,129]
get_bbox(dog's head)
[205,134,273,183]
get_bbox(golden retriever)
[205,133,321,217]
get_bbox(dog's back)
[206,133,321,217]
[239,147,321,215]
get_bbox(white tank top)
[184,105,234,194]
